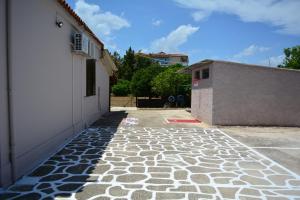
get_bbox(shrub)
[112,80,131,96]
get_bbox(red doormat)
[167,119,201,123]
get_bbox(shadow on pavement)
[0,111,128,200]
[92,111,128,127]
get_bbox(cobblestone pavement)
[1,127,300,200]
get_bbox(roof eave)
[57,0,104,48]
[178,59,214,74]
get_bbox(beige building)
[0,0,116,187]
[138,52,189,66]
[184,60,300,126]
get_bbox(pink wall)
[212,62,300,126]
[191,61,300,126]
[191,63,213,124]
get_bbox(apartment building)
[138,52,189,66]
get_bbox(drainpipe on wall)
[6,0,16,184]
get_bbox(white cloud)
[192,11,211,22]
[103,36,118,50]
[260,54,285,67]
[152,19,162,26]
[174,0,300,35]
[74,0,130,36]
[150,24,199,52]
[234,45,270,58]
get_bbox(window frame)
[194,70,201,80]
[201,68,210,79]
[181,56,188,62]
[86,59,96,97]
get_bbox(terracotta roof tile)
[57,0,104,48]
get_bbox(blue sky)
[66,0,300,66]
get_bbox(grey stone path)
[1,127,300,200]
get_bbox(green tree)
[112,79,131,96]
[119,47,136,80]
[109,51,122,85]
[131,64,164,97]
[135,54,155,71]
[111,51,122,70]
[151,64,191,98]
[278,45,300,69]
[110,51,122,69]
[110,48,161,82]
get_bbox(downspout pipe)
[6,0,16,184]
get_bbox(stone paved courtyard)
[1,126,300,200]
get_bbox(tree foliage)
[110,48,192,99]
[118,47,136,80]
[278,45,300,69]
[151,64,191,97]
[110,51,122,85]
[111,51,122,70]
[135,54,155,70]
[131,64,164,97]
[114,48,160,81]
[112,80,131,96]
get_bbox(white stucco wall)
[168,57,188,66]
[10,0,74,179]
[0,0,13,187]
[84,60,110,126]
[0,0,110,186]
[72,54,85,133]
[97,62,110,115]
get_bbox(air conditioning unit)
[73,33,89,54]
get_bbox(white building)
[0,0,116,187]
[138,52,189,66]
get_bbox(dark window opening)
[86,59,96,96]
[202,68,209,79]
[181,56,188,62]
[194,70,200,80]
